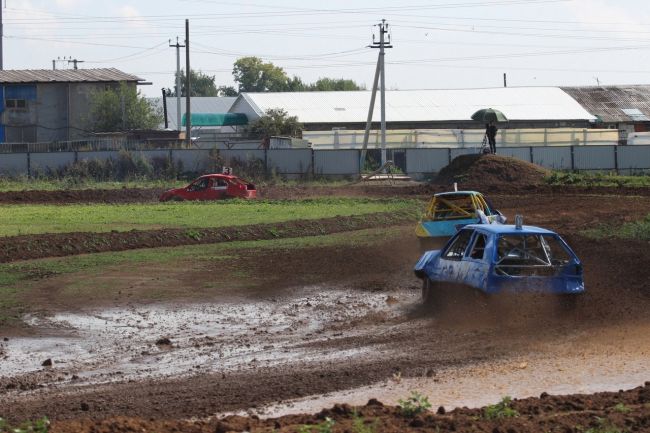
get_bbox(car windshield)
[495,234,572,277]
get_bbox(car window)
[442,229,473,260]
[433,195,475,220]
[495,233,573,276]
[214,178,228,188]
[469,233,487,260]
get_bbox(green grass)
[0,226,409,326]
[0,417,49,433]
[545,171,650,188]
[0,198,418,237]
[583,214,650,240]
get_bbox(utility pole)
[68,58,84,70]
[169,37,185,131]
[360,19,392,172]
[503,73,507,88]
[161,88,169,129]
[185,19,191,146]
[1,1,5,70]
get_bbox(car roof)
[198,173,239,180]
[434,191,482,197]
[463,224,557,235]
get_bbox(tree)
[89,83,162,132]
[217,85,238,97]
[172,69,219,97]
[231,56,364,93]
[233,56,289,92]
[248,108,302,144]
[307,78,364,91]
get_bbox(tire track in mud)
[0,210,417,263]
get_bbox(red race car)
[159,174,257,201]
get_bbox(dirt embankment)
[48,382,650,433]
[436,154,551,187]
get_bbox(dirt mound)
[48,382,650,433]
[436,154,551,187]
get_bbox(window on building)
[5,99,27,109]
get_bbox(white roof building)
[229,87,596,127]
[150,96,237,130]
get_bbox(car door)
[437,228,474,284]
[458,231,491,291]
[184,178,210,200]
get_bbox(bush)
[483,396,519,420]
[397,391,432,417]
[32,150,182,182]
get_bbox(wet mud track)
[1,186,650,428]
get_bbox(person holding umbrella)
[471,108,507,155]
[486,121,498,154]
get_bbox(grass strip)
[545,171,650,188]
[582,214,650,240]
[0,208,418,263]
[0,197,417,236]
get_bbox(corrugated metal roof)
[232,87,595,123]
[561,85,650,123]
[149,96,238,130]
[0,68,143,84]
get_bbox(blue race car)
[414,221,584,304]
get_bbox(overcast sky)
[4,0,650,96]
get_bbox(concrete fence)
[1,145,649,179]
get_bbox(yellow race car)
[415,191,505,242]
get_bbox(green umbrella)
[471,108,508,123]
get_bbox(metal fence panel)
[496,147,531,162]
[314,150,359,175]
[220,149,265,164]
[139,150,172,161]
[268,149,312,175]
[77,151,118,162]
[171,149,212,172]
[0,153,28,175]
[450,148,477,160]
[617,145,650,171]
[405,148,450,174]
[574,146,616,170]
[532,146,572,170]
[30,152,76,172]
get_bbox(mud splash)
[0,286,406,390]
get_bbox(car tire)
[422,278,439,306]
[170,195,185,202]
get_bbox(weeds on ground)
[0,417,49,433]
[613,403,631,414]
[351,412,378,433]
[397,391,432,417]
[545,171,650,188]
[582,417,625,433]
[297,417,335,433]
[582,213,650,241]
[483,396,519,420]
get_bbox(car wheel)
[170,195,185,202]
[422,278,439,306]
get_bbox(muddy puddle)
[0,285,408,389]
